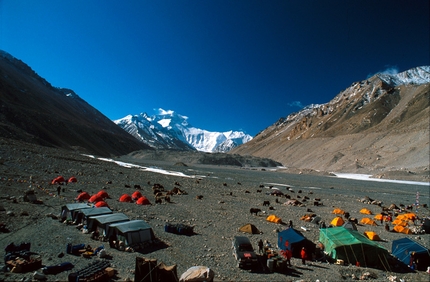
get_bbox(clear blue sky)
[1,0,428,136]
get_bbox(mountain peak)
[114,109,252,152]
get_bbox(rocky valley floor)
[0,139,429,282]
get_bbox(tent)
[364,231,381,241]
[332,208,345,215]
[134,257,178,282]
[75,192,91,202]
[360,208,372,215]
[278,228,315,258]
[89,194,103,203]
[239,224,261,234]
[87,213,130,233]
[266,214,282,224]
[360,218,377,226]
[393,225,412,235]
[108,220,155,247]
[119,194,133,203]
[74,207,112,224]
[392,237,430,271]
[51,176,65,185]
[392,219,408,227]
[136,196,151,205]
[131,191,142,200]
[67,177,77,183]
[319,227,391,270]
[330,216,344,227]
[179,266,214,282]
[60,203,91,221]
[374,214,384,221]
[400,213,416,221]
[95,201,109,208]
[343,221,358,231]
[96,190,110,199]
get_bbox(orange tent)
[76,192,91,202]
[119,194,133,203]
[360,218,377,226]
[332,208,345,215]
[67,177,77,183]
[136,196,151,205]
[399,213,416,221]
[393,225,412,234]
[360,208,372,215]
[330,216,344,226]
[266,214,282,224]
[132,191,142,200]
[89,194,103,203]
[97,190,110,199]
[94,201,109,208]
[392,219,408,227]
[51,176,65,185]
[364,231,381,241]
[374,214,384,221]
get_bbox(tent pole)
[360,244,367,268]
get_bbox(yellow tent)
[364,231,381,241]
[393,225,412,234]
[330,216,345,227]
[239,223,261,234]
[360,217,377,226]
[392,219,408,227]
[266,214,282,224]
[332,208,345,215]
[360,208,372,215]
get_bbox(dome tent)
[119,194,133,203]
[238,223,261,234]
[136,196,151,205]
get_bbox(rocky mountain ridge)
[0,50,151,157]
[231,66,430,181]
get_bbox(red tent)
[95,201,109,208]
[68,177,77,183]
[97,190,109,199]
[131,191,142,200]
[136,196,151,205]
[89,194,103,203]
[76,192,91,202]
[51,176,65,185]
[119,194,133,203]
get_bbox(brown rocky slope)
[231,70,430,182]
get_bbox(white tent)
[61,203,91,221]
[87,213,129,234]
[108,220,155,246]
[75,207,112,224]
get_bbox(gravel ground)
[0,139,429,282]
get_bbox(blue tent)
[392,237,430,271]
[277,228,315,258]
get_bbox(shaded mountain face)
[114,110,253,152]
[231,67,430,179]
[0,50,151,157]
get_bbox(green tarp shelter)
[319,227,391,270]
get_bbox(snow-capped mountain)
[114,109,253,152]
[231,66,430,175]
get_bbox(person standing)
[285,249,292,266]
[258,239,263,254]
[301,247,307,265]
